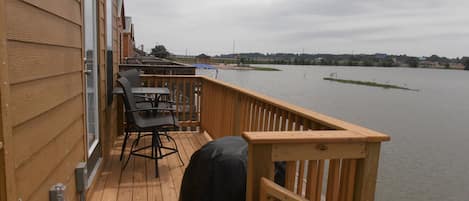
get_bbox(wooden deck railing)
[243,131,384,201]
[133,75,390,201]
[140,75,202,129]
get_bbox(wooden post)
[199,78,206,133]
[353,143,381,201]
[232,92,241,135]
[246,144,275,201]
[0,0,17,199]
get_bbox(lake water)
[198,65,469,201]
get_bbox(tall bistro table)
[113,86,171,144]
[112,87,170,97]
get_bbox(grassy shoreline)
[250,66,281,71]
[323,77,419,91]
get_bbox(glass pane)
[84,0,100,156]
[106,0,113,50]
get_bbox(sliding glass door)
[84,0,101,174]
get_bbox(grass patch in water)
[251,66,281,71]
[323,77,419,91]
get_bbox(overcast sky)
[126,0,469,58]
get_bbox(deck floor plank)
[116,154,134,201]
[88,131,208,201]
[132,138,148,201]
[144,136,163,201]
[159,155,179,201]
[87,147,114,201]
[100,144,124,201]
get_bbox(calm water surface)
[198,65,469,201]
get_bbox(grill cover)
[179,136,284,201]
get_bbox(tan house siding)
[2,0,85,201]
[0,0,122,200]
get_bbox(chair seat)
[135,114,179,129]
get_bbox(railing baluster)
[175,78,180,124]
[306,160,317,200]
[287,112,294,131]
[246,98,252,132]
[182,79,188,121]
[268,105,275,131]
[274,108,281,131]
[295,115,301,131]
[285,161,296,192]
[260,103,266,131]
[326,159,341,201]
[297,160,306,196]
[189,79,194,125]
[252,101,259,131]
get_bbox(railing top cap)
[242,130,377,144]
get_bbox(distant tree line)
[150,45,170,58]
[216,53,467,69]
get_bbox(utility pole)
[232,40,235,56]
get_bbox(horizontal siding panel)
[6,0,81,48]
[22,0,81,25]
[13,95,83,167]
[15,120,84,200]
[7,41,82,84]
[30,175,78,201]
[10,72,83,126]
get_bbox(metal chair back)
[117,77,139,123]
[118,69,142,87]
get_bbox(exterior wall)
[0,1,13,200]
[122,32,134,58]
[98,0,120,162]
[122,33,129,58]
[0,0,121,200]
[0,0,85,201]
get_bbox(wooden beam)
[246,144,274,201]
[353,143,381,201]
[0,0,18,200]
[260,177,308,201]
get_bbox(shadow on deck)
[87,131,211,201]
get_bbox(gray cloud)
[126,0,469,57]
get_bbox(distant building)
[450,63,465,70]
[375,53,387,59]
[314,57,324,63]
[196,54,211,64]
[122,16,135,60]
[419,61,439,68]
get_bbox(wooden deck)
[87,131,211,201]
